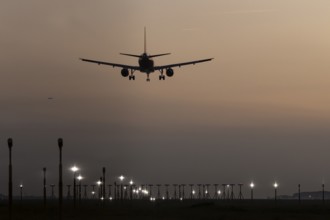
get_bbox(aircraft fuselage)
[139,53,154,73]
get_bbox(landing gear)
[159,75,165,80]
[146,73,150,82]
[129,75,135,80]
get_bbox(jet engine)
[166,68,174,77]
[121,68,129,77]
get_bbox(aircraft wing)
[154,58,213,70]
[80,58,140,70]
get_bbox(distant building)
[0,194,6,200]
[292,191,330,200]
[276,191,330,200]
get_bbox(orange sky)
[1,0,330,197]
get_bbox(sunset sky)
[1,0,330,198]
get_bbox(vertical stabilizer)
[144,27,147,53]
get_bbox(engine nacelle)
[166,68,174,77]
[121,68,129,77]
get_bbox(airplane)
[80,28,213,82]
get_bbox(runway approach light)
[119,175,125,181]
[71,166,79,172]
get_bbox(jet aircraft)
[80,28,213,81]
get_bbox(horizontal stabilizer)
[120,53,141,58]
[149,53,171,58]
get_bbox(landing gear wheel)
[129,75,135,80]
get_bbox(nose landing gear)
[159,75,165,80]
[129,75,135,80]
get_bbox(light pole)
[91,184,96,199]
[97,179,102,199]
[322,183,325,204]
[50,184,55,199]
[58,138,63,220]
[8,138,13,219]
[181,184,186,200]
[250,182,254,201]
[20,184,23,202]
[274,182,278,201]
[217,190,221,199]
[213,184,219,199]
[102,167,106,200]
[298,184,301,203]
[66,185,71,199]
[130,180,134,200]
[119,175,125,200]
[71,166,79,208]
[43,168,47,206]
[189,184,194,199]
[165,184,169,200]
[83,185,88,199]
[77,175,83,204]
[108,184,113,200]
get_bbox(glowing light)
[274,182,278,188]
[130,180,134,185]
[162,196,165,200]
[192,190,196,195]
[71,166,79,172]
[101,197,104,200]
[250,182,255,188]
[77,175,83,180]
[109,197,113,200]
[20,184,23,188]
[180,197,183,201]
[91,191,95,195]
[205,190,208,194]
[97,180,102,186]
[119,175,125,181]
[217,190,221,195]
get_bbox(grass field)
[1,199,330,219]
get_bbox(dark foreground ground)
[1,199,330,220]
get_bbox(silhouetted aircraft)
[80,28,213,82]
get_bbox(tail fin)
[144,27,147,53]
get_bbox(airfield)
[1,199,330,220]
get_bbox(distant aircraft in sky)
[80,28,213,82]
